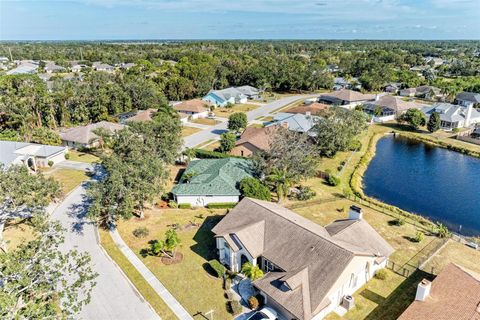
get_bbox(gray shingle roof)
[271,112,318,134]
[0,140,66,167]
[59,121,125,144]
[456,91,480,103]
[422,103,480,123]
[208,87,246,102]
[212,198,394,320]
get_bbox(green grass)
[68,150,99,163]
[213,104,259,118]
[42,168,89,194]
[117,208,232,320]
[98,229,177,320]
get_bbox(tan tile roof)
[285,102,329,115]
[173,99,211,113]
[321,89,375,103]
[235,126,278,151]
[125,109,157,123]
[212,198,393,320]
[367,95,424,114]
[59,121,125,144]
[399,263,480,320]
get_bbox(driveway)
[50,184,159,320]
[56,160,95,172]
[183,95,315,148]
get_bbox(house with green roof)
[172,158,254,206]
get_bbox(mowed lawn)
[213,103,259,118]
[116,208,232,319]
[68,150,99,163]
[424,240,480,274]
[42,168,89,194]
[181,126,202,137]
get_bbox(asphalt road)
[50,184,160,320]
[183,95,315,148]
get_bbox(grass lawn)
[190,118,221,126]
[213,104,259,118]
[67,150,99,163]
[42,168,89,194]
[423,240,480,274]
[325,269,431,320]
[181,126,202,138]
[200,140,221,151]
[98,229,177,320]
[116,208,232,320]
[3,221,36,250]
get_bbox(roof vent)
[415,279,431,302]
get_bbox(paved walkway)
[49,185,159,320]
[110,228,194,320]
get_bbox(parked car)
[246,307,277,320]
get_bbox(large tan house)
[230,126,277,157]
[173,99,211,120]
[59,121,125,149]
[212,198,394,320]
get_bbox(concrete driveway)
[50,184,159,320]
[183,95,315,148]
[56,160,95,172]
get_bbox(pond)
[363,134,480,236]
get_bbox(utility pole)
[80,48,84,61]
[8,47,13,61]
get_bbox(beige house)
[319,89,375,110]
[230,126,277,157]
[124,109,157,123]
[173,99,211,120]
[212,199,394,320]
[59,121,125,149]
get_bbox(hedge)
[206,202,237,209]
[208,259,226,278]
[178,203,192,209]
[192,148,245,159]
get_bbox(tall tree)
[227,112,248,133]
[0,217,97,318]
[218,132,237,153]
[400,108,426,130]
[427,112,441,133]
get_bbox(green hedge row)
[208,259,226,278]
[191,148,245,159]
[178,203,191,209]
[206,202,237,209]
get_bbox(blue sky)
[1,0,479,40]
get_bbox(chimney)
[348,205,363,220]
[415,279,431,301]
[465,103,474,127]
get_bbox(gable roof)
[207,87,246,102]
[236,85,260,96]
[171,158,254,196]
[271,113,318,134]
[212,198,393,320]
[285,102,329,115]
[173,99,211,113]
[422,103,480,123]
[0,140,66,167]
[125,109,157,123]
[364,95,425,114]
[59,121,125,144]
[399,263,480,320]
[456,91,480,103]
[235,126,278,151]
[320,89,375,103]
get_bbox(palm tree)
[436,223,450,238]
[266,168,292,202]
[241,262,264,281]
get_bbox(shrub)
[64,153,70,160]
[132,227,149,238]
[414,231,425,243]
[452,127,460,133]
[224,277,231,290]
[392,216,406,226]
[227,300,243,315]
[296,186,316,201]
[48,160,54,167]
[193,148,232,159]
[178,203,192,209]
[168,200,178,208]
[207,202,237,209]
[349,139,362,151]
[248,296,259,310]
[240,177,271,201]
[436,223,450,238]
[208,259,226,278]
[375,269,388,280]
[326,175,340,186]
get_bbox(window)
[349,273,358,288]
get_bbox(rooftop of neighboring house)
[319,89,375,103]
[235,125,278,152]
[173,99,212,113]
[364,95,425,114]
[285,102,329,115]
[398,263,480,320]
[44,62,66,72]
[456,91,480,103]
[212,198,394,320]
[235,85,260,96]
[171,158,254,196]
[207,87,247,102]
[421,103,480,123]
[120,62,136,69]
[270,112,318,134]
[401,85,441,95]
[124,109,157,123]
[6,62,38,75]
[92,61,114,70]
[0,140,66,167]
[59,121,125,144]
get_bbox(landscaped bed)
[116,207,232,319]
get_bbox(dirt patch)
[161,252,184,265]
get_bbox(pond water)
[363,134,480,236]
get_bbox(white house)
[421,103,480,130]
[0,140,67,171]
[363,95,426,123]
[318,89,375,110]
[455,92,480,108]
[171,158,254,206]
[212,199,394,320]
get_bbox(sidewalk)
[109,228,194,320]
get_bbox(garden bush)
[392,217,406,226]
[223,277,231,290]
[208,259,226,278]
[240,177,271,201]
[248,296,259,310]
[178,203,192,209]
[193,149,232,159]
[414,231,425,243]
[64,153,70,160]
[227,300,243,315]
[326,175,340,186]
[296,186,316,201]
[48,160,54,167]
[375,269,388,280]
[132,227,149,238]
[168,200,178,208]
[207,202,237,209]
